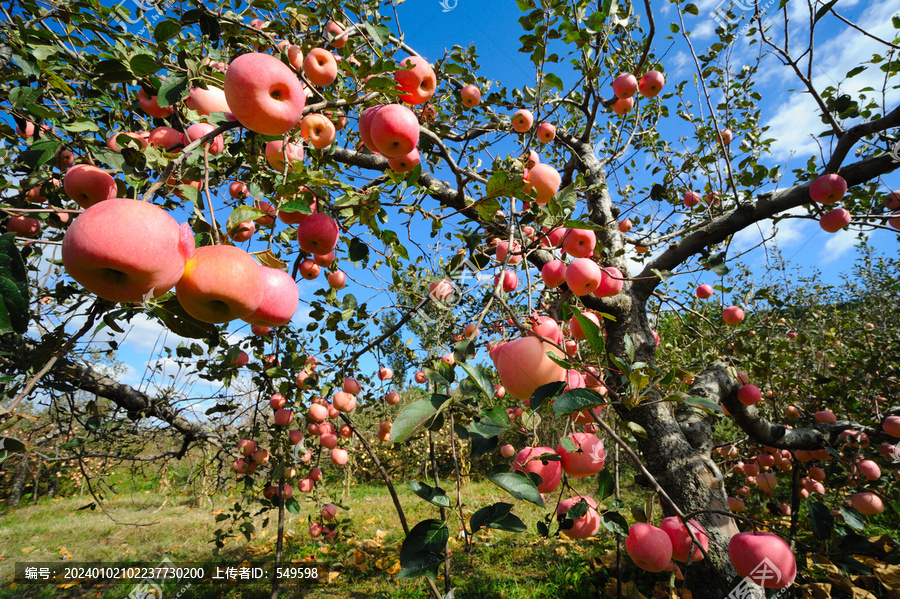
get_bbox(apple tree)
[0,0,899,597]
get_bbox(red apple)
[185,86,230,116]
[229,181,249,199]
[62,165,117,209]
[618,219,633,232]
[176,245,264,323]
[494,270,518,292]
[495,336,566,401]
[297,213,340,254]
[461,84,481,108]
[593,266,624,298]
[414,370,427,384]
[810,174,847,204]
[343,377,362,394]
[394,56,436,105]
[225,52,306,135]
[557,496,601,539]
[737,384,761,406]
[695,284,714,299]
[719,129,733,145]
[514,446,561,493]
[722,306,745,325]
[819,208,851,233]
[303,48,338,87]
[683,191,701,207]
[659,517,708,563]
[883,415,900,437]
[729,532,796,589]
[626,523,673,572]
[562,229,596,258]
[523,164,560,204]
[536,122,556,143]
[61,199,192,303]
[185,122,223,154]
[298,259,320,280]
[611,96,633,115]
[612,73,638,98]
[511,109,533,132]
[148,126,185,150]
[243,265,299,327]
[326,21,348,48]
[265,140,304,172]
[229,220,255,243]
[638,70,665,98]
[388,148,420,172]
[378,367,393,381]
[369,104,420,158]
[301,113,337,149]
[327,270,347,289]
[331,448,349,465]
[557,432,605,478]
[542,260,567,288]
[566,258,603,296]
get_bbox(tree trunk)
[47,471,59,498]
[7,458,30,508]
[606,295,740,599]
[31,462,42,504]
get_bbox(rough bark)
[6,457,29,508]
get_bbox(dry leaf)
[387,560,401,575]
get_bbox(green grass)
[0,479,634,599]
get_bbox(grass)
[0,479,635,599]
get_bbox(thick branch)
[692,360,856,450]
[825,105,900,172]
[633,153,900,300]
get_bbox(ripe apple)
[495,241,522,265]
[557,432,605,478]
[269,394,287,410]
[369,104,420,157]
[394,56,436,105]
[638,70,665,98]
[229,181,249,199]
[541,260,567,288]
[719,128,733,145]
[185,86,230,116]
[326,21,348,48]
[695,284,714,299]
[524,164,561,204]
[229,220,255,243]
[612,73,638,98]
[819,208,851,233]
[61,199,192,303]
[809,173,847,204]
[147,126,185,150]
[298,259,320,280]
[626,523,673,572]
[238,439,257,457]
[303,48,338,87]
[297,213,340,254]
[378,367,393,381]
[514,447,561,493]
[855,460,881,481]
[62,165,117,209]
[460,84,481,107]
[557,496,601,539]
[883,191,900,211]
[814,410,836,424]
[659,517,708,562]
[185,122,223,154]
[594,266,624,298]
[384,391,400,405]
[107,131,148,152]
[569,311,600,340]
[343,377,362,394]
[618,219,633,232]
[308,403,328,422]
[729,532,796,589]
[494,270,518,292]
[254,201,276,227]
[358,105,385,153]
[495,337,566,401]
[327,270,347,289]
[536,122,556,143]
[331,448,349,465]
[177,245,264,323]
[224,52,306,136]
[333,391,357,412]
[611,96,633,115]
[683,191,701,207]
[232,351,249,367]
[722,306,745,325]
[301,113,337,149]
[562,229,596,258]
[566,258,603,296]
[265,140,304,172]
[850,492,884,515]
[737,384,761,406]
[244,265,299,327]
[312,250,332,266]
[274,408,294,426]
[511,109,533,132]
[883,415,900,437]
[388,148,420,172]
[728,497,745,512]
[251,448,270,465]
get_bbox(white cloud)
[820,229,867,264]
[732,206,808,251]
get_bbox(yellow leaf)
[387,560,401,575]
[21,547,34,554]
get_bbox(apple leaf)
[571,306,605,355]
[486,465,544,507]
[0,233,30,335]
[157,75,188,108]
[278,200,313,214]
[391,394,452,444]
[398,519,447,580]
[251,249,287,270]
[602,511,629,536]
[840,505,865,531]
[150,296,219,343]
[129,54,162,77]
[153,19,181,43]
[552,388,607,416]
[808,501,834,540]
[457,360,494,399]
[470,503,527,533]
[529,381,567,411]
[407,481,451,508]
[226,206,265,230]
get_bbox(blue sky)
[9,0,900,411]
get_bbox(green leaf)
[130,54,162,77]
[226,206,265,230]
[813,0,838,25]
[683,3,699,16]
[17,138,60,170]
[544,73,564,90]
[602,511,629,536]
[529,381,567,412]
[150,296,219,343]
[348,237,369,263]
[552,388,607,416]
[468,406,510,438]
[0,233,31,334]
[157,75,188,108]
[399,519,447,579]
[278,200,313,214]
[572,307,605,355]
[407,481,451,508]
[154,19,181,43]
[457,360,494,399]
[64,118,100,133]
[597,470,615,499]
[682,396,724,414]
[486,464,545,507]
[470,503,527,533]
[808,501,834,540]
[840,505,866,530]
[285,498,300,514]
[0,437,27,453]
[391,394,452,444]
[624,421,647,439]
[562,219,606,231]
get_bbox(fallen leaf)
[387,560,401,575]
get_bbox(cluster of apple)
[609,69,665,115]
[692,283,746,325]
[811,174,900,233]
[309,503,340,540]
